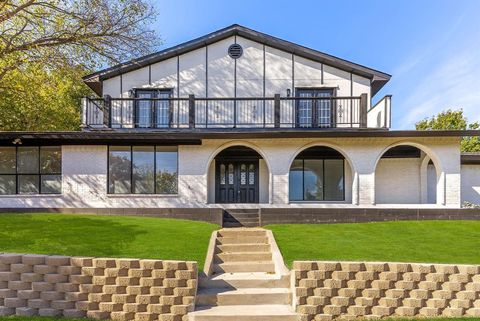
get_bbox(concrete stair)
[188,228,298,321]
[223,209,260,227]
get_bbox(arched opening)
[375,145,438,204]
[207,146,269,204]
[289,146,351,202]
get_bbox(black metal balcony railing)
[82,94,368,129]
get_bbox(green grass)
[0,213,218,270]
[267,220,480,268]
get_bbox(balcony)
[82,94,369,130]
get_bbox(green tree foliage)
[0,0,160,131]
[416,109,480,152]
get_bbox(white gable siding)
[179,47,206,97]
[151,57,178,95]
[264,46,292,96]
[207,37,235,97]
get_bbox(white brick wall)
[461,164,480,205]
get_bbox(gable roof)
[83,24,391,96]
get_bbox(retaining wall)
[0,253,197,321]
[294,261,480,320]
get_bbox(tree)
[416,109,480,152]
[0,0,160,131]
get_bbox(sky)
[151,0,480,129]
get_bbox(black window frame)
[133,88,174,128]
[0,146,62,195]
[107,145,178,195]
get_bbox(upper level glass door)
[296,89,334,128]
[135,89,172,128]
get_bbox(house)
[0,24,479,220]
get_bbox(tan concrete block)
[419,307,441,317]
[354,297,377,306]
[402,272,424,282]
[112,294,136,303]
[110,311,135,321]
[314,314,334,321]
[57,265,81,275]
[378,272,400,281]
[0,254,22,264]
[385,289,407,298]
[362,288,384,298]
[17,290,39,299]
[28,282,54,294]
[323,279,346,288]
[456,290,477,300]
[117,277,140,286]
[123,303,146,313]
[40,291,64,301]
[426,298,448,309]
[8,280,31,291]
[0,263,9,272]
[337,288,361,298]
[457,265,480,275]
[20,273,43,283]
[346,279,369,289]
[55,282,79,293]
[294,262,318,271]
[99,302,123,312]
[388,263,411,273]
[151,286,174,296]
[126,285,149,295]
[323,305,345,316]
[432,289,455,299]
[449,273,471,283]
[449,298,472,309]
[0,289,17,298]
[0,272,20,281]
[418,281,440,291]
[411,264,434,274]
[79,284,103,293]
[434,264,458,274]
[341,262,365,272]
[93,276,116,285]
[51,300,75,309]
[163,278,186,288]
[316,262,341,272]
[403,298,425,308]
[139,260,163,270]
[171,304,191,315]
[135,312,158,321]
[306,296,330,306]
[105,268,129,277]
[4,298,27,308]
[10,263,33,273]
[45,256,70,266]
[39,308,62,317]
[466,308,480,316]
[370,280,393,289]
[76,301,99,311]
[93,258,117,269]
[86,310,111,319]
[371,306,393,316]
[69,274,92,284]
[364,263,388,272]
[331,296,353,306]
[299,278,322,288]
[140,277,163,287]
[64,291,88,301]
[378,297,401,308]
[307,270,331,279]
[466,282,480,291]
[347,305,370,316]
[148,304,170,314]
[186,279,197,288]
[89,293,112,302]
[27,299,49,309]
[395,306,418,316]
[82,267,105,276]
[160,295,182,305]
[395,280,416,290]
[116,259,140,269]
[0,306,16,316]
[173,286,195,297]
[70,257,93,267]
[332,271,354,280]
[152,269,175,279]
[165,261,186,271]
[103,285,127,294]
[44,273,68,283]
[442,307,464,317]
[33,265,56,274]
[63,309,87,318]
[442,281,464,292]
[128,269,150,278]
[15,307,37,316]
[136,294,159,304]
[355,271,377,281]
[182,296,194,306]
[473,275,480,282]
[175,269,196,280]
[295,270,308,281]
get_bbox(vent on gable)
[228,44,243,59]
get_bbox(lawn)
[0,213,218,270]
[267,220,480,268]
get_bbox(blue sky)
[152,0,480,129]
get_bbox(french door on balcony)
[215,160,259,203]
[135,89,172,128]
[296,88,334,128]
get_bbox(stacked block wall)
[294,261,480,321]
[0,253,197,321]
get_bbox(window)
[289,147,344,202]
[296,89,333,128]
[135,89,172,128]
[0,146,62,195]
[108,146,178,194]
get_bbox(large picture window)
[108,146,178,194]
[0,146,62,195]
[289,146,344,202]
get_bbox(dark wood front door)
[215,160,259,203]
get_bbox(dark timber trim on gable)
[83,24,391,96]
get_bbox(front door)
[215,160,259,203]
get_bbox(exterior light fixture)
[12,138,22,145]
[286,89,291,97]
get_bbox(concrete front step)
[217,236,268,244]
[199,272,290,289]
[188,304,298,321]
[214,252,272,263]
[218,230,265,238]
[213,261,275,273]
[196,287,291,306]
[223,221,259,228]
[217,243,271,253]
